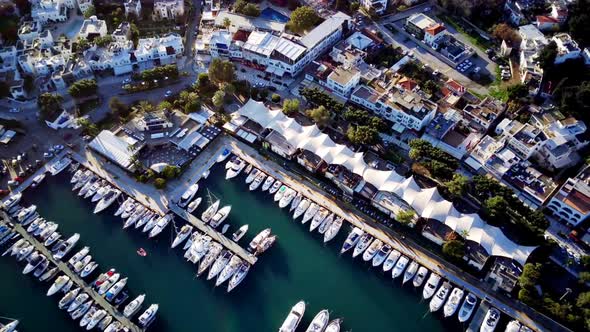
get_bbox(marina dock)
[169,204,257,265]
[466,301,489,332]
[3,212,141,332]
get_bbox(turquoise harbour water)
[0,164,464,331]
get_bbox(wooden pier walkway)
[466,301,489,332]
[169,204,257,265]
[4,213,142,332]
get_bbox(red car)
[13,176,23,183]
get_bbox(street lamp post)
[559,288,572,302]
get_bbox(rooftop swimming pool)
[260,7,290,23]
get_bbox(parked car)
[9,108,21,113]
[164,90,173,97]
[122,78,132,84]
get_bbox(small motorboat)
[232,224,248,242]
[137,248,147,257]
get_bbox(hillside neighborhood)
[2,0,590,331]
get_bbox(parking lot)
[235,63,293,92]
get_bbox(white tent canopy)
[237,100,537,266]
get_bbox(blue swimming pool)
[260,7,290,23]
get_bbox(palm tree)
[133,100,155,114]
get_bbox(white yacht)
[317,213,334,234]
[217,148,231,163]
[352,233,372,258]
[293,199,310,220]
[116,198,133,216]
[325,319,341,332]
[16,244,34,262]
[0,321,19,332]
[185,235,211,264]
[120,201,137,219]
[480,307,500,332]
[309,207,329,232]
[402,261,419,284]
[201,200,220,223]
[183,231,200,251]
[372,244,391,267]
[225,158,246,179]
[48,157,71,175]
[278,300,305,332]
[248,228,271,252]
[138,304,159,327]
[58,287,81,309]
[104,322,122,332]
[105,277,128,302]
[148,214,173,238]
[362,239,383,262]
[98,273,120,295]
[70,300,92,320]
[86,309,106,330]
[39,266,58,282]
[232,224,248,242]
[171,225,193,248]
[23,253,45,274]
[187,197,202,213]
[136,212,156,230]
[301,203,319,224]
[413,266,429,287]
[458,292,478,323]
[54,233,81,260]
[391,256,409,279]
[197,242,223,276]
[429,282,451,312]
[269,181,282,194]
[261,176,275,192]
[39,223,58,241]
[71,169,83,184]
[31,173,46,188]
[505,320,521,332]
[273,185,288,202]
[305,309,329,332]
[209,205,232,228]
[91,184,110,202]
[443,287,464,317]
[245,168,259,184]
[124,294,146,318]
[97,315,112,331]
[324,217,343,243]
[422,273,441,300]
[68,246,90,266]
[3,192,22,210]
[227,262,250,292]
[124,207,146,229]
[72,170,92,191]
[216,255,242,286]
[79,176,97,197]
[67,293,90,312]
[80,262,98,278]
[290,193,302,212]
[84,180,102,199]
[142,213,161,233]
[93,189,121,214]
[17,205,37,223]
[257,234,277,254]
[73,255,92,273]
[278,188,296,208]
[47,275,70,296]
[340,227,363,254]
[207,251,232,280]
[178,184,199,208]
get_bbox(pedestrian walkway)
[4,213,141,332]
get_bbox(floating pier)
[3,212,141,332]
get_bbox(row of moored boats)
[279,301,341,332]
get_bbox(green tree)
[282,98,300,115]
[288,6,321,33]
[37,93,63,121]
[580,271,590,283]
[223,17,231,28]
[484,195,508,221]
[94,35,113,47]
[158,100,172,111]
[134,100,155,114]
[519,263,542,288]
[68,79,98,99]
[349,1,360,11]
[442,239,465,263]
[83,5,96,18]
[306,105,331,127]
[242,3,260,17]
[212,90,226,108]
[577,292,590,308]
[396,209,415,225]
[162,165,180,179]
[346,125,380,145]
[108,97,129,119]
[271,93,281,103]
[233,0,247,12]
[184,98,201,114]
[154,178,167,189]
[582,255,590,268]
[408,139,433,160]
[445,174,469,198]
[538,41,558,70]
[75,37,90,52]
[130,23,139,47]
[77,118,99,136]
[208,58,235,85]
[506,84,528,100]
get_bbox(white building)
[76,0,93,13]
[360,0,387,15]
[518,24,547,84]
[326,65,360,98]
[85,40,134,75]
[78,16,107,39]
[152,0,184,21]
[552,33,581,64]
[112,22,132,43]
[351,85,437,131]
[135,33,184,65]
[32,0,68,24]
[0,46,26,99]
[547,166,590,226]
[124,0,141,18]
[18,21,42,42]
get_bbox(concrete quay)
[4,213,141,332]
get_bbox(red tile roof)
[425,23,445,36]
[536,15,559,24]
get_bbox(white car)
[122,78,131,84]
[9,108,20,113]
[164,90,172,97]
